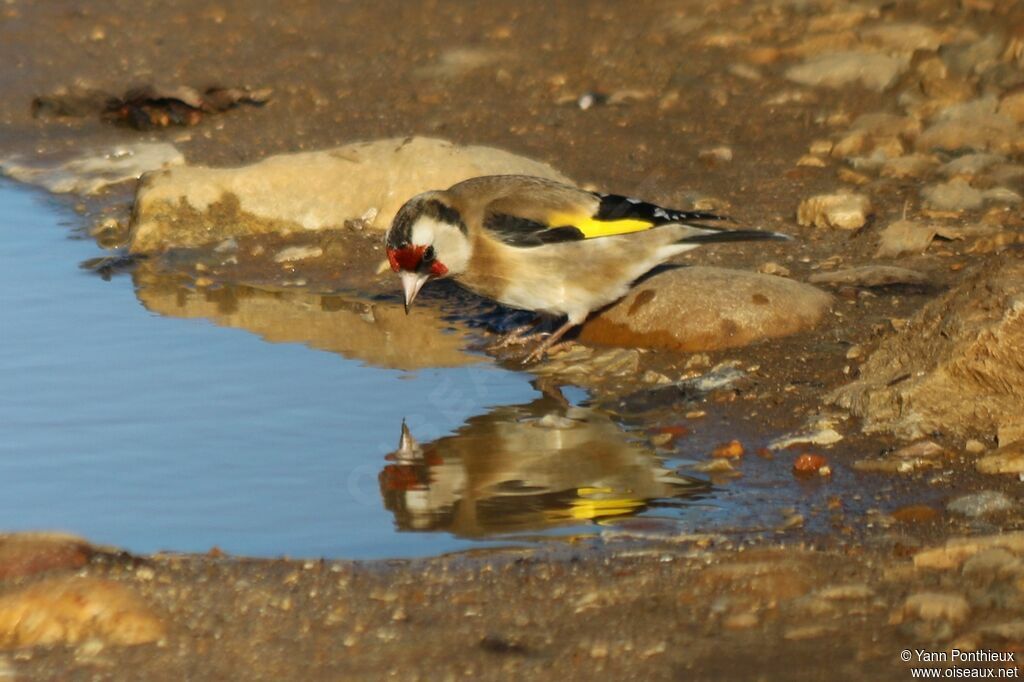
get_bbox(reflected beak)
[400,271,430,314]
[395,419,423,461]
[398,420,419,454]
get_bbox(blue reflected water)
[0,182,539,559]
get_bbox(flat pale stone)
[785,51,909,92]
[273,245,323,263]
[848,112,922,138]
[947,491,1015,516]
[880,153,939,179]
[916,113,1022,154]
[859,23,953,53]
[808,265,930,288]
[902,592,970,624]
[940,152,1006,178]
[913,531,1024,570]
[128,137,571,253]
[921,178,985,211]
[874,219,968,258]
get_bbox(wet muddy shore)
[5,534,1024,681]
[2,0,1024,678]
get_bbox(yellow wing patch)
[546,211,655,239]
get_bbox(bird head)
[385,192,470,313]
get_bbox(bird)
[384,174,791,362]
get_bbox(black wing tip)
[595,193,734,225]
[686,211,731,222]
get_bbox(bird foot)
[520,319,579,364]
[522,339,576,365]
[489,324,541,350]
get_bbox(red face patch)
[387,245,425,272]
[387,245,449,277]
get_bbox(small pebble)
[902,592,970,624]
[723,612,758,629]
[758,261,791,277]
[650,433,674,447]
[712,440,744,459]
[691,459,736,473]
[797,192,873,230]
[797,155,827,168]
[947,491,1015,518]
[793,453,829,476]
[699,146,733,164]
[577,92,607,110]
[964,439,987,454]
[784,625,830,640]
[809,139,834,155]
[274,245,324,263]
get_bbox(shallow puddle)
[1,180,900,559]
[0,182,724,559]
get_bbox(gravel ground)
[2,0,1024,679]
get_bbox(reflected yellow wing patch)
[541,487,646,522]
[546,211,655,239]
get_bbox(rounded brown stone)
[580,267,833,352]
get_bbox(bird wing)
[479,184,728,248]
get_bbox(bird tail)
[677,228,792,244]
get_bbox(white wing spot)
[626,197,642,204]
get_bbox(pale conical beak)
[400,271,430,315]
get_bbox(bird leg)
[523,319,578,364]
[489,319,543,349]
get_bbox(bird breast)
[456,230,689,322]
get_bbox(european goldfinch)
[385,175,790,362]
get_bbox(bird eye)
[423,246,435,262]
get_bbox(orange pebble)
[793,453,829,475]
[712,440,744,458]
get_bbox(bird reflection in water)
[379,394,706,538]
